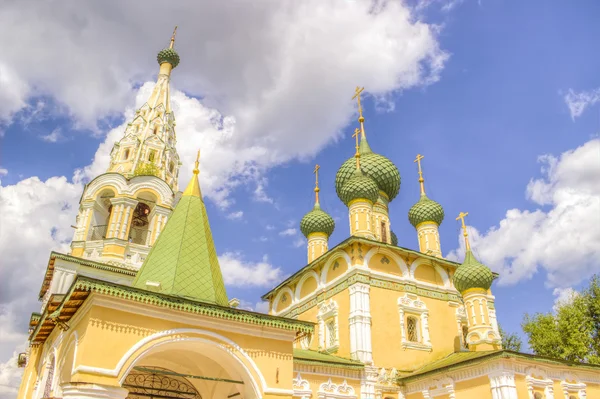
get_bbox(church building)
[16,31,600,399]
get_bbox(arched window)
[407,316,419,342]
[326,319,337,347]
[462,324,469,349]
[381,221,387,243]
[42,356,55,398]
[148,150,156,163]
[533,393,543,399]
[123,148,130,160]
[169,161,175,173]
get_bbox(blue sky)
[1,0,600,392]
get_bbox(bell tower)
[69,28,182,268]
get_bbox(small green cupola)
[300,165,335,238]
[408,154,444,228]
[452,212,494,293]
[157,26,180,69]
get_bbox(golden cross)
[313,164,320,203]
[193,149,200,174]
[352,86,365,119]
[456,212,471,251]
[414,154,425,195]
[170,26,178,49]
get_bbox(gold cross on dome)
[313,164,320,188]
[170,26,178,49]
[352,86,365,119]
[456,212,471,250]
[414,154,425,194]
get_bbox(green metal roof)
[397,350,600,384]
[133,171,229,306]
[453,250,494,293]
[293,349,363,368]
[300,202,335,238]
[408,194,445,228]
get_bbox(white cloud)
[39,127,65,143]
[0,168,7,176]
[552,287,578,312]
[447,139,600,288]
[218,252,284,287]
[0,351,23,399]
[564,88,600,120]
[236,299,270,314]
[279,228,298,237]
[265,225,275,231]
[0,62,29,124]
[226,211,244,220]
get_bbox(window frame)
[317,300,339,353]
[397,294,432,351]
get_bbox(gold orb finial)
[313,164,321,204]
[193,149,200,175]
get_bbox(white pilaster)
[349,283,372,363]
[489,371,518,399]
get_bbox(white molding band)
[61,383,129,399]
[318,378,358,399]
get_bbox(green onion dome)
[300,203,335,238]
[391,231,398,246]
[453,251,494,293]
[339,168,380,206]
[408,194,445,228]
[157,48,180,68]
[335,139,400,202]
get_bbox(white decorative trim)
[397,294,432,351]
[526,367,554,399]
[489,370,518,399]
[61,383,129,399]
[363,247,410,277]
[560,377,587,399]
[409,258,450,288]
[293,372,312,399]
[420,377,455,398]
[295,270,321,301]
[294,364,362,381]
[321,252,353,285]
[272,287,295,314]
[318,300,340,351]
[318,378,357,399]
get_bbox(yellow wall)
[325,257,348,283]
[299,276,318,300]
[454,375,492,398]
[369,286,457,369]
[413,264,445,286]
[369,253,403,276]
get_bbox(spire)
[456,211,471,251]
[414,154,426,196]
[132,153,229,306]
[107,28,181,191]
[313,164,321,206]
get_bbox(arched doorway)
[124,367,201,399]
[119,335,262,399]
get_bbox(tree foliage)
[522,275,600,364]
[498,324,522,352]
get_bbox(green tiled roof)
[133,171,229,306]
[293,349,364,368]
[390,230,398,246]
[157,48,180,68]
[300,203,335,238]
[453,250,494,293]
[339,168,380,205]
[408,194,445,228]
[336,137,401,202]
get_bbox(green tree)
[522,275,600,364]
[498,325,522,352]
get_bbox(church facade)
[16,31,600,399]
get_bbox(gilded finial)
[352,87,367,139]
[193,149,200,175]
[170,26,178,49]
[313,164,321,204]
[414,154,426,196]
[352,128,361,169]
[456,212,471,251]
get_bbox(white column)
[349,283,372,363]
[361,366,378,399]
[489,371,518,399]
[62,383,128,399]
